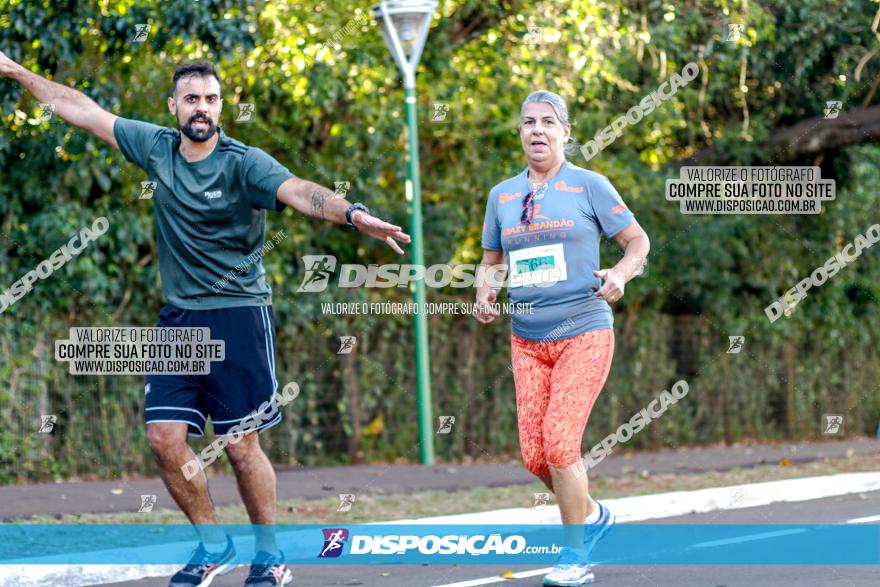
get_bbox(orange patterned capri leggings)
[511,328,615,478]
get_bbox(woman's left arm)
[594,222,650,303]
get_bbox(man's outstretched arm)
[0,50,118,150]
[275,178,411,254]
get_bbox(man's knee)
[224,431,261,463]
[146,423,189,456]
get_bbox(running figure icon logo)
[236,103,255,122]
[334,181,351,198]
[337,336,356,355]
[38,414,57,433]
[297,255,337,292]
[431,103,450,123]
[337,494,356,512]
[824,101,843,119]
[436,416,455,434]
[131,24,150,43]
[728,488,746,507]
[725,24,744,42]
[138,494,157,513]
[318,528,349,558]
[822,414,844,435]
[139,181,157,200]
[38,103,56,122]
[524,27,543,46]
[727,336,745,354]
[533,492,550,510]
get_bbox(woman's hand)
[473,288,501,324]
[593,268,625,303]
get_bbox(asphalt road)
[3,439,875,520]
[103,489,880,587]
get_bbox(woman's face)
[519,102,570,167]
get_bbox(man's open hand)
[351,211,411,254]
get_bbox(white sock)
[584,503,601,524]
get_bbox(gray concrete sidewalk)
[1,438,876,520]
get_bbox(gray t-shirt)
[481,160,636,341]
[114,117,294,309]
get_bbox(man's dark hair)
[171,62,222,97]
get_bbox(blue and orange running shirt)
[481,160,636,341]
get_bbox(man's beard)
[180,114,218,142]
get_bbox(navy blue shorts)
[144,304,281,437]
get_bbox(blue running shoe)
[583,501,615,556]
[543,547,594,586]
[169,536,236,587]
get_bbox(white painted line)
[845,513,880,524]
[691,528,807,548]
[430,567,550,587]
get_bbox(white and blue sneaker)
[583,500,615,555]
[543,547,594,586]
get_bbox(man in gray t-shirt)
[1,53,409,586]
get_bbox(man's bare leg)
[225,431,279,553]
[147,422,226,546]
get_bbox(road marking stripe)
[845,513,880,524]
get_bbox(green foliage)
[1,0,879,483]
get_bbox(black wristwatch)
[345,203,370,231]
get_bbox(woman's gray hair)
[519,90,581,156]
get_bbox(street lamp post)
[372,0,438,465]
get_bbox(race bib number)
[508,243,567,288]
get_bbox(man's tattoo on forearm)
[310,189,328,220]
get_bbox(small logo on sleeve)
[204,190,222,200]
[611,203,627,215]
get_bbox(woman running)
[473,90,650,586]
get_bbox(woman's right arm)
[473,249,506,324]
